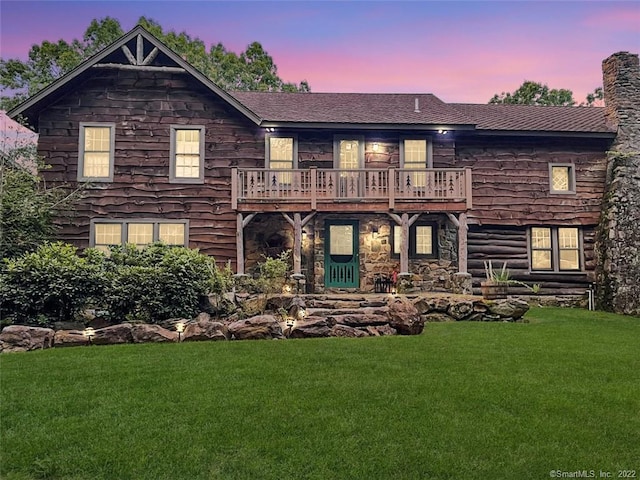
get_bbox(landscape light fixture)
[176,322,185,342]
[391,287,398,296]
[286,317,295,337]
[297,308,307,320]
[83,327,95,346]
[282,283,292,294]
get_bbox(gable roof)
[230,92,475,130]
[450,103,614,135]
[7,25,261,128]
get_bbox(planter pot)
[481,281,509,300]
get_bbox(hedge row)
[0,242,232,327]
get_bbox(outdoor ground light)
[297,307,307,320]
[83,327,95,346]
[391,287,398,296]
[282,284,292,294]
[176,322,185,342]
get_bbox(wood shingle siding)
[37,69,262,265]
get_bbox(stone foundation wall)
[311,214,458,293]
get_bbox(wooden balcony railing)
[231,167,472,210]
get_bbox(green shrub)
[100,243,230,323]
[244,250,291,294]
[0,242,105,326]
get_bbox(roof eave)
[467,129,616,139]
[7,25,262,126]
[259,122,477,131]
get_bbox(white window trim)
[527,226,583,273]
[399,136,433,169]
[78,122,115,182]
[391,222,438,259]
[333,135,365,169]
[265,133,298,169]
[90,219,189,248]
[170,125,205,184]
[549,163,576,195]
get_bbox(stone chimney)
[596,52,640,316]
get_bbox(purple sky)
[1,1,639,104]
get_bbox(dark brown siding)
[37,68,262,265]
[453,136,610,226]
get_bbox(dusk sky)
[1,0,639,104]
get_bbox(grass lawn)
[1,307,639,480]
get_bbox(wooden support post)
[310,167,317,210]
[465,168,473,210]
[387,212,420,275]
[231,168,238,210]
[236,213,257,275]
[282,212,316,276]
[447,213,468,273]
[236,213,245,275]
[388,168,395,210]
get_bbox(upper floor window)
[170,126,205,183]
[78,123,115,182]
[392,223,437,258]
[334,135,364,169]
[400,137,432,188]
[549,164,576,194]
[266,135,297,185]
[530,226,581,271]
[91,220,188,253]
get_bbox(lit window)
[171,126,204,183]
[92,220,188,250]
[159,223,186,245]
[400,138,432,188]
[268,136,295,184]
[94,223,122,253]
[127,223,153,247]
[549,164,576,194]
[393,224,436,258]
[79,123,115,181]
[558,227,580,271]
[530,227,581,271]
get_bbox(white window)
[170,126,204,183]
[266,135,297,185]
[78,123,115,181]
[158,223,186,245]
[94,223,122,253]
[127,223,154,247]
[549,164,576,194]
[530,227,581,271]
[400,137,432,188]
[393,223,436,258]
[91,220,188,251]
[334,135,364,170]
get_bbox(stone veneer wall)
[312,214,458,293]
[596,52,640,316]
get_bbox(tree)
[0,122,84,258]
[489,81,576,106]
[582,87,604,107]
[1,16,310,110]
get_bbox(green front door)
[325,220,359,288]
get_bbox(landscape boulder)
[329,324,369,337]
[92,323,133,345]
[487,298,530,319]
[131,324,178,343]
[54,330,88,348]
[228,315,284,340]
[182,316,229,342]
[289,317,332,338]
[388,297,425,335]
[0,325,55,353]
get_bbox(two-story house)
[9,26,636,303]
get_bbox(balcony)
[231,167,472,213]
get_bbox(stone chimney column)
[596,52,640,315]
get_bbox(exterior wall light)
[372,225,379,237]
[438,129,448,134]
[176,322,185,342]
[83,327,95,346]
[373,142,379,152]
